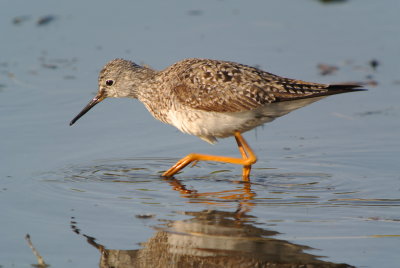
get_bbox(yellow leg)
[234,133,253,181]
[162,132,257,180]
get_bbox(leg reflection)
[163,176,256,218]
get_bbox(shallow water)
[1,0,400,267]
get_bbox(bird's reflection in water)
[71,178,353,268]
[165,177,255,216]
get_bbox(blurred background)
[1,0,399,267]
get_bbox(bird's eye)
[105,79,114,86]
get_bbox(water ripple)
[35,158,400,209]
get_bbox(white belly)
[165,96,325,143]
[168,109,271,143]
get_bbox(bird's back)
[159,58,363,113]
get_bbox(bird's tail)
[325,83,366,94]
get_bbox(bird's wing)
[170,59,362,113]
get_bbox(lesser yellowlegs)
[70,58,364,180]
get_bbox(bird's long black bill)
[69,93,104,126]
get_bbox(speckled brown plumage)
[71,58,364,143]
[160,58,361,113]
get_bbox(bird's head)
[69,59,150,126]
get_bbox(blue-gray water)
[1,0,399,267]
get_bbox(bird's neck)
[132,65,157,86]
[135,69,176,124]
[123,66,157,98]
